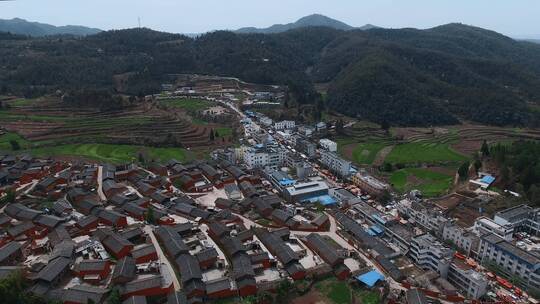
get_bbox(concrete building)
[494,204,540,237]
[320,150,351,178]
[447,258,489,299]
[296,139,316,158]
[442,223,479,257]
[283,180,329,203]
[478,233,540,290]
[398,200,448,235]
[243,146,286,170]
[351,172,389,196]
[319,139,337,152]
[473,216,514,241]
[409,234,453,277]
[274,120,295,130]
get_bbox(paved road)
[143,225,182,291]
[96,166,107,201]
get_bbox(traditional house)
[73,259,112,283]
[131,244,158,264]
[102,233,133,258]
[112,256,136,284]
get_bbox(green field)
[351,143,386,164]
[315,278,351,304]
[162,98,213,111]
[385,142,467,164]
[215,127,232,138]
[0,132,32,150]
[390,167,454,197]
[0,111,73,122]
[0,134,189,163]
[29,143,188,163]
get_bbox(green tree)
[528,185,540,206]
[209,128,215,141]
[9,140,20,151]
[145,207,155,224]
[214,130,219,138]
[382,162,393,172]
[458,161,470,181]
[276,279,293,301]
[1,189,16,205]
[335,119,344,135]
[481,140,490,157]
[380,189,392,203]
[107,288,122,304]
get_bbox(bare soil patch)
[291,290,330,304]
[373,145,394,166]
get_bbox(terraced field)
[0,96,237,161]
[338,122,540,196]
[390,167,455,197]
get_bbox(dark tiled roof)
[112,256,136,282]
[122,275,163,295]
[232,254,255,279]
[176,254,202,284]
[131,244,156,260]
[62,285,108,304]
[74,259,108,272]
[167,291,187,304]
[102,233,133,254]
[7,221,35,237]
[195,248,218,262]
[205,278,232,294]
[35,256,71,283]
[123,295,148,304]
[305,233,342,266]
[0,242,22,263]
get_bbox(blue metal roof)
[480,175,496,185]
[356,270,385,287]
[303,194,337,206]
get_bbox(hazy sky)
[1,0,538,38]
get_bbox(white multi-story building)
[319,138,337,152]
[473,216,514,241]
[397,200,448,235]
[243,146,286,170]
[409,234,489,299]
[447,259,489,299]
[320,150,351,177]
[409,234,453,277]
[259,116,273,127]
[478,233,540,290]
[442,223,479,256]
[494,204,540,237]
[274,120,295,130]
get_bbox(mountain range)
[1,16,540,127]
[0,18,101,37]
[235,14,377,34]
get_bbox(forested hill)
[0,18,102,37]
[1,23,540,127]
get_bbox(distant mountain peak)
[235,14,377,34]
[0,18,102,37]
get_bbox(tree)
[381,120,390,132]
[107,288,122,304]
[528,184,540,206]
[209,128,215,141]
[214,130,219,138]
[276,280,293,301]
[138,153,145,164]
[9,140,20,151]
[481,140,490,157]
[473,158,482,173]
[335,119,344,135]
[458,161,470,181]
[145,207,155,224]
[382,162,393,172]
[380,189,392,204]
[0,189,16,205]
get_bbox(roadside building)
[320,150,351,178]
[319,139,337,152]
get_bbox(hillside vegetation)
[1,23,540,126]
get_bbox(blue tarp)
[279,179,296,186]
[369,225,384,235]
[480,175,496,185]
[303,194,337,206]
[356,270,385,287]
[372,214,387,225]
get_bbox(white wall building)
[274,120,295,130]
[243,146,286,170]
[320,150,351,177]
[319,138,337,152]
[473,216,514,241]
